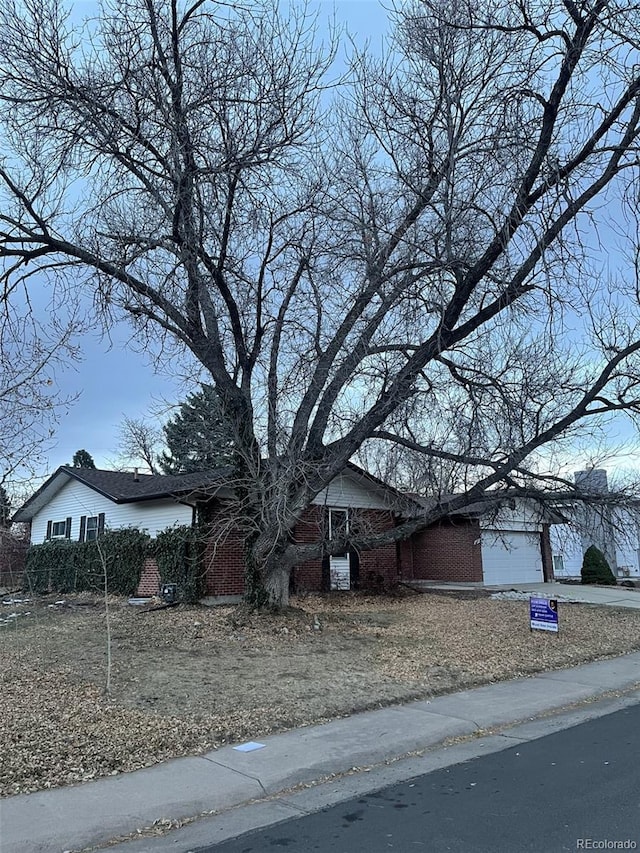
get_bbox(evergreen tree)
[581,545,616,586]
[159,385,234,474]
[72,449,96,469]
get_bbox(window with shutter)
[85,516,99,541]
[51,520,67,538]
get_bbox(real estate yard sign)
[530,597,559,633]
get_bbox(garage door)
[481,531,543,585]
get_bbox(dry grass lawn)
[3,587,640,797]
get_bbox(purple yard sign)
[530,597,559,633]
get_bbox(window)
[85,516,99,541]
[328,509,349,558]
[552,554,565,574]
[79,513,105,542]
[328,508,349,540]
[51,521,67,538]
[46,517,72,541]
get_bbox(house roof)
[409,493,505,518]
[12,466,234,523]
[408,491,565,523]
[13,460,420,525]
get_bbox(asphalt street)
[195,703,640,853]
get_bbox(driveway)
[501,581,640,610]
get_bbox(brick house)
[13,466,555,596]
[191,464,411,597]
[198,503,402,598]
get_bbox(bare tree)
[0,287,77,493]
[1,0,640,607]
[116,416,163,474]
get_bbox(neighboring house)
[14,466,559,596]
[402,496,555,586]
[550,469,640,579]
[551,509,640,579]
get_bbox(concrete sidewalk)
[2,652,640,853]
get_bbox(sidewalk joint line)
[409,705,482,730]
[201,757,268,796]
[275,797,312,815]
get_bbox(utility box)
[161,583,178,603]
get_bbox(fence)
[0,532,28,589]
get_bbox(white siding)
[616,546,640,577]
[550,524,583,577]
[313,472,392,510]
[551,511,640,578]
[614,509,640,576]
[329,555,351,590]
[30,478,193,543]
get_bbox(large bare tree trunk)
[243,535,292,610]
[243,541,269,609]
[264,563,290,610]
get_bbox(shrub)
[581,545,616,586]
[25,540,91,593]
[153,525,205,604]
[95,529,151,596]
[24,529,150,596]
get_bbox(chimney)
[574,467,616,573]
[133,467,139,482]
[574,468,609,493]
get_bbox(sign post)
[529,597,559,634]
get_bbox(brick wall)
[399,537,415,580]
[134,534,247,599]
[138,513,484,597]
[198,504,402,596]
[202,535,245,596]
[357,510,399,591]
[406,519,483,583]
[197,500,246,597]
[136,557,160,597]
[292,507,400,593]
[291,506,323,592]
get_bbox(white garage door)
[481,531,543,585]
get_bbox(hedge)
[25,528,150,596]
